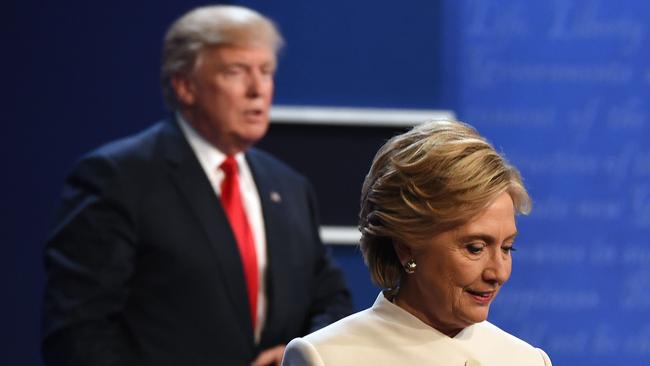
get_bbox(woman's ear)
[392,240,413,266]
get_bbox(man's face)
[173,45,276,154]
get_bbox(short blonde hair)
[160,5,284,108]
[359,120,531,295]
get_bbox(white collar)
[176,112,245,171]
[373,291,478,340]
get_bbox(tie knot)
[221,156,238,176]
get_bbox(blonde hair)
[160,5,284,108]
[359,120,531,295]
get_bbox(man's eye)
[223,67,244,76]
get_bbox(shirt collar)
[176,111,245,170]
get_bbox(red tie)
[220,156,258,329]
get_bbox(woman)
[282,120,552,366]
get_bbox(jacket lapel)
[159,120,254,340]
[246,150,295,346]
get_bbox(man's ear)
[171,73,196,106]
[392,240,413,266]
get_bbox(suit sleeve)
[42,154,139,366]
[302,180,354,333]
[282,338,325,366]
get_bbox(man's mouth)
[244,108,264,116]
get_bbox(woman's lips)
[466,289,494,305]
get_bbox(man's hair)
[160,5,284,108]
[358,120,531,296]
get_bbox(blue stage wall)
[243,1,650,363]
[5,0,649,364]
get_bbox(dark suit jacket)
[42,119,353,366]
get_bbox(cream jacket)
[283,293,551,366]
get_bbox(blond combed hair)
[359,120,531,296]
[160,5,284,108]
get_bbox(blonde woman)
[283,120,551,366]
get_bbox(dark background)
[5,0,650,364]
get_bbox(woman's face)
[395,192,517,337]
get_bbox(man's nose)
[246,71,267,98]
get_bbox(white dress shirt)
[178,114,267,343]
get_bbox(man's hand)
[251,344,286,366]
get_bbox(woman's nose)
[483,250,511,285]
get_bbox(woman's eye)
[466,244,484,254]
[502,245,517,254]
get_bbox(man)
[42,5,353,366]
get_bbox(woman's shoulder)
[301,307,379,346]
[472,321,533,347]
[470,321,537,349]
[283,309,379,366]
[297,292,430,348]
[283,293,461,366]
[467,321,552,365]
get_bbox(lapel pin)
[270,191,282,203]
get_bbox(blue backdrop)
[5,0,649,364]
